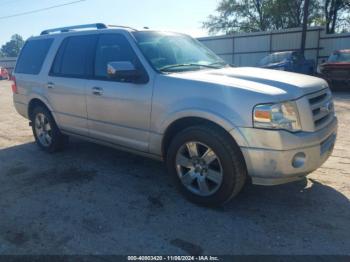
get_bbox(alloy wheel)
[34,113,52,147]
[175,141,223,196]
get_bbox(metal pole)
[301,0,310,54]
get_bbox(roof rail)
[40,23,108,35]
[108,25,138,31]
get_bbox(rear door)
[86,33,153,152]
[47,34,97,136]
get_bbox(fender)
[27,92,58,122]
[159,108,236,134]
[148,108,250,157]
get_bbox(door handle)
[47,82,55,89]
[92,86,103,96]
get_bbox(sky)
[0,0,219,45]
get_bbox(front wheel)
[166,125,247,206]
[31,106,68,153]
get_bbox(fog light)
[292,152,306,168]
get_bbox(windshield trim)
[159,62,226,72]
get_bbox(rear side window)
[15,38,53,75]
[51,35,97,78]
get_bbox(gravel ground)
[0,80,349,255]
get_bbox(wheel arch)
[28,98,53,120]
[161,116,244,159]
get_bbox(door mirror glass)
[107,61,140,81]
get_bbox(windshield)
[328,51,350,62]
[259,52,291,66]
[132,31,227,72]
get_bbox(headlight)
[253,101,301,132]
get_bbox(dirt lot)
[0,80,349,255]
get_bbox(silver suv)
[12,23,338,206]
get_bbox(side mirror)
[107,61,143,82]
[321,59,326,64]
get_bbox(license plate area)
[320,133,336,156]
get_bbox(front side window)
[132,31,227,72]
[15,38,53,75]
[291,53,298,62]
[94,34,138,79]
[259,52,291,66]
[51,35,97,78]
[292,52,304,62]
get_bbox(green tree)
[203,0,349,35]
[202,0,271,34]
[324,0,350,33]
[266,0,322,29]
[0,34,25,57]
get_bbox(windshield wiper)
[159,63,221,72]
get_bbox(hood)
[169,67,328,100]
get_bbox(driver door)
[86,33,153,152]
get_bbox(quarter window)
[15,38,53,75]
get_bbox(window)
[51,35,97,78]
[94,34,138,79]
[291,53,298,62]
[132,31,226,72]
[328,51,350,62]
[292,52,303,62]
[259,52,291,66]
[15,38,53,75]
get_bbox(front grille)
[309,93,327,104]
[307,89,334,131]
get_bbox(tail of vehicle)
[11,75,18,94]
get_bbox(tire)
[166,125,247,206]
[30,106,68,153]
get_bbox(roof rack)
[40,23,107,35]
[108,25,138,31]
[40,23,138,35]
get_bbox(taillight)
[11,75,18,94]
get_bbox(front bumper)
[236,117,338,186]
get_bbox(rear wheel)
[31,106,68,153]
[166,125,247,206]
